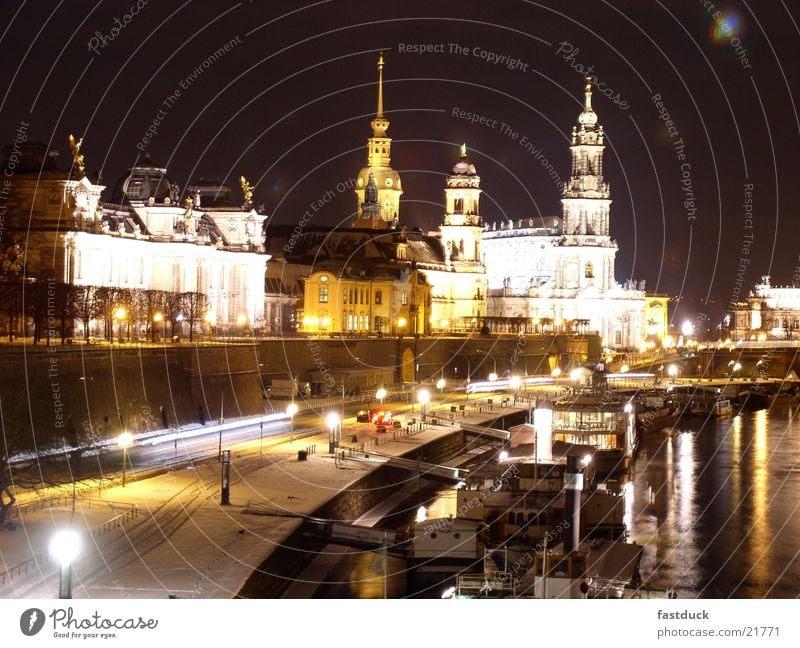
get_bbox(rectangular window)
[402,292,408,305]
[375,290,382,305]
[319,286,328,303]
[343,289,348,304]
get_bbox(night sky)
[2,1,798,326]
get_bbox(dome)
[452,144,477,175]
[111,153,178,204]
[356,165,402,191]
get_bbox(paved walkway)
[0,400,530,599]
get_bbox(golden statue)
[239,175,253,204]
[68,134,85,177]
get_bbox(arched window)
[454,198,464,213]
[585,262,594,279]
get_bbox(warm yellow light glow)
[551,367,562,378]
[417,389,430,405]
[757,332,767,341]
[204,311,215,323]
[286,403,298,417]
[117,431,133,449]
[668,364,678,378]
[153,312,163,323]
[321,316,331,327]
[509,376,521,390]
[326,412,340,429]
[436,378,446,390]
[376,387,387,401]
[236,314,248,326]
[488,372,498,382]
[439,319,449,328]
[570,367,584,382]
[416,506,427,523]
[620,364,630,373]
[397,317,407,328]
[113,307,126,320]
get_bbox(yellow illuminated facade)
[300,269,431,335]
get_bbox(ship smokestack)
[563,455,584,553]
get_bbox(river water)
[318,406,800,598]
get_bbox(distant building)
[1,142,267,338]
[482,79,648,348]
[731,276,800,340]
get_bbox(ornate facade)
[2,142,267,337]
[482,79,647,348]
[732,277,800,341]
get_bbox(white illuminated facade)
[482,79,646,348]
[732,276,800,340]
[5,144,267,336]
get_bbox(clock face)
[385,178,393,187]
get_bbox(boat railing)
[552,422,617,433]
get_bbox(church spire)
[371,53,389,137]
[376,52,384,118]
[578,76,598,129]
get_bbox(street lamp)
[113,306,127,344]
[49,529,81,599]
[153,311,164,343]
[551,367,562,378]
[488,372,498,383]
[417,389,430,423]
[376,387,387,406]
[286,402,298,443]
[509,375,522,403]
[117,432,133,487]
[667,364,678,380]
[326,412,340,454]
[436,377,446,393]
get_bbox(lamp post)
[436,377,446,394]
[509,376,522,403]
[286,402,298,444]
[117,431,133,487]
[50,530,81,599]
[667,364,678,382]
[417,389,430,424]
[327,412,340,454]
[153,312,164,343]
[112,306,126,344]
[376,387,387,406]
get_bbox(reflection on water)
[320,407,800,598]
[632,407,800,598]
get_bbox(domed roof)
[577,77,598,128]
[452,144,477,175]
[357,165,402,191]
[111,153,178,204]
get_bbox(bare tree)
[179,291,209,342]
[165,291,183,340]
[72,285,103,340]
[0,240,24,342]
[136,289,168,342]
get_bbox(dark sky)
[2,1,799,323]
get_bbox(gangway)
[304,519,409,553]
[461,423,510,442]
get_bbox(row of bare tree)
[0,281,210,344]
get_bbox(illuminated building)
[482,79,649,348]
[1,142,267,337]
[731,276,800,340]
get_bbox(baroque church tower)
[440,144,484,264]
[353,53,402,228]
[552,77,618,292]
